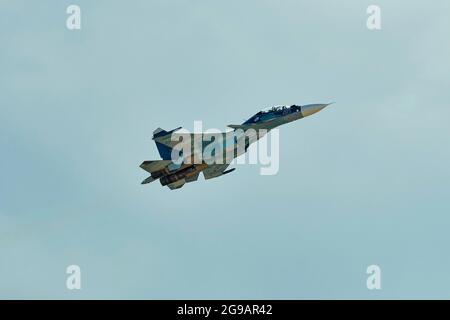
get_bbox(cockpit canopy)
[243,105,301,124]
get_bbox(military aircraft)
[140,103,331,190]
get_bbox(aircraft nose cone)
[301,103,331,117]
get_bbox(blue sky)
[1,0,450,299]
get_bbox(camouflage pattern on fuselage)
[140,103,331,189]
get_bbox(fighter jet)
[140,103,331,190]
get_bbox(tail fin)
[155,141,173,160]
[152,127,181,160]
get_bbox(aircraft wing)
[185,172,200,183]
[203,163,235,180]
[227,124,250,130]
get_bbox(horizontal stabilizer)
[140,160,172,173]
[141,176,156,184]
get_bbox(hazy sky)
[1,0,450,299]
